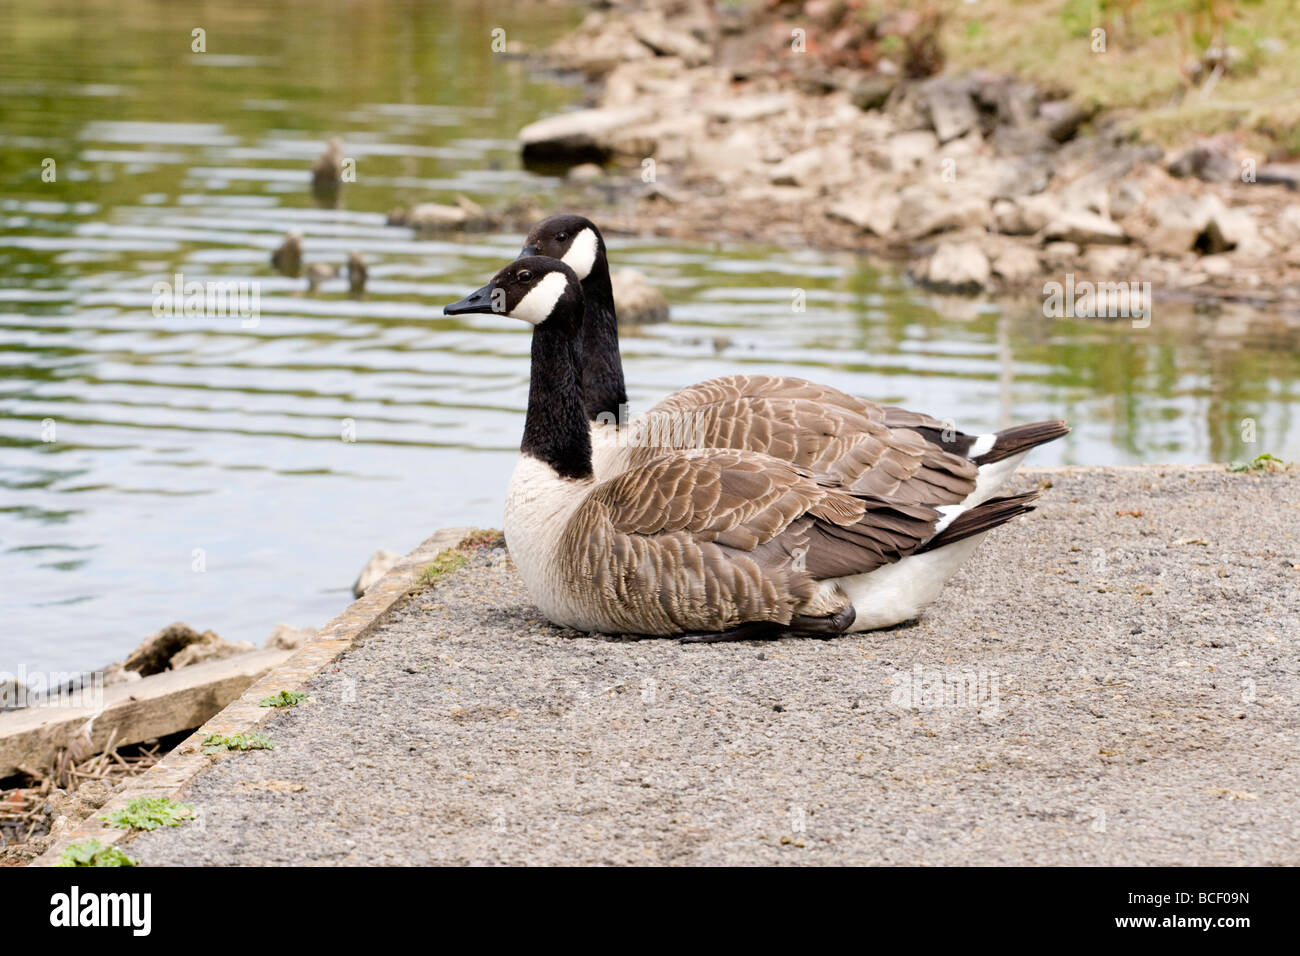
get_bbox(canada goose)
[305,261,339,292]
[312,138,343,208]
[519,214,1068,507]
[443,256,1042,641]
[347,251,367,296]
[270,231,303,278]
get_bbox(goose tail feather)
[918,490,1041,552]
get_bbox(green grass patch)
[103,796,195,831]
[259,689,308,708]
[930,0,1300,152]
[416,548,469,588]
[202,732,274,754]
[1228,453,1290,473]
[56,839,138,867]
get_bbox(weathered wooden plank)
[0,650,291,778]
[31,526,473,866]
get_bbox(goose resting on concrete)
[519,213,1069,510]
[443,256,1042,641]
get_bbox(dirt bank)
[519,0,1300,314]
[125,467,1300,865]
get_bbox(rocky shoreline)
[518,0,1300,314]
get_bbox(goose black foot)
[679,605,856,644]
[789,604,856,637]
[679,621,785,644]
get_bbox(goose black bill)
[443,282,496,315]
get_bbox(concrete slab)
[61,469,1300,865]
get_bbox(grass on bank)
[201,732,274,754]
[259,689,308,708]
[416,548,469,588]
[56,839,138,867]
[885,0,1300,155]
[103,796,195,831]
[1227,452,1291,472]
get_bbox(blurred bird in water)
[312,138,344,208]
[270,231,302,277]
[305,261,339,293]
[347,251,368,297]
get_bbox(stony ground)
[131,468,1299,866]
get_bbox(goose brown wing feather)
[587,449,853,543]
[556,449,949,634]
[631,376,977,505]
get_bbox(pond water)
[3,0,1298,675]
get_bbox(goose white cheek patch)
[510,271,569,325]
[562,228,598,279]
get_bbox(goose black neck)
[580,258,627,424]
[522,313,593,481]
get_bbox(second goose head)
[443,256,593,481]
[519,214,625,424]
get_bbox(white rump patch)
[968,433,997,458]
[510,271,569,325]
[562,228,598,279]
[933,504,964,533]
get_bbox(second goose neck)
[580,263,628,425]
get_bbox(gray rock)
[1039,99,1091,143]
[701,93,792,123]
[549,14,653,78]
[991,157,1052,199]
[976,75,1040,128]
[769,145,853,188]
[1108,180,1146,220]
[1256,163,1300,190]
[990,124,1058,158]
[851,73,898,112]
[1276,204,1300,241]
[827,195,901,236]
[1142,193,1255,255]
[1,677,29,711]
[632,17,712,67]
[991,246,1042,283]
[1043,209,1128,246]
[389,196,489,231]
[520,106,652,165]
[567,162,605,182]
[170,634,255,669]
[994,194,1061,236]
[353,549,402,598]
[922,242,991,292]
[921,77,980,143]
[897,186,990,239]
[101,662,141,689]
[991,199,1022,235]
[613,269,670,324]
[1041,241,1083,268]
[122,622,207,676]
[265,624,318,652]
[1082,245,1135,275]
[1167,140,1238,183]
[887,130,940,172]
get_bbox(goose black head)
[443,256,583,328]
[518,214,605,281]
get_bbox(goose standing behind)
[519,214,1069,508]
[444,257,1042,640]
